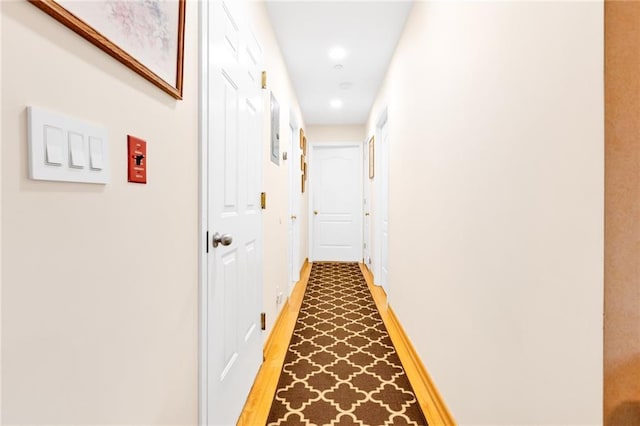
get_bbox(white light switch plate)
[27,106,110,184]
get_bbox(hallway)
[240,262,450,425]
[267,262,426,425]
[0,0,625,425]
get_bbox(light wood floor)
[237,261,455,426]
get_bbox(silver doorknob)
[313,210,318,215]
[212,232,233,248]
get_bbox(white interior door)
[377,116,390,292]
[363,137,372,266]
[288,122,301,294]
[311,144,363,262]
[202,1,263,424]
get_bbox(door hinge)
[260,312,266,330]
[261,71,267,89]
[206,231,209,254]
[261,192,266,209]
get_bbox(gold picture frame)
[29,0,186,99]
[299,128,305,149]
[301,155,305,171]
[301,173,305,193]
[302,136,307,156]
[368,136,375,179]
[303,162,307,180]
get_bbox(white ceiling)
[265,1,413,125]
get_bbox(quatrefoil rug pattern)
[267,262,428,426]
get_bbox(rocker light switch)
[44,125,64,166]
[69,132,85,168]
[89,137,104,170]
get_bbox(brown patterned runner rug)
[267,262,428,425]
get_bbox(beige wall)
[1,2,199,423]
[604,2,640,424]
[247,2,306,336]
[368,2,604,424]
[306,125,365,144]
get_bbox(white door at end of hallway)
[310,144,363,262]
[203,1,263,424]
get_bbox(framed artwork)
[29,0,186,99]
[302,136,307,156]
[368,136,375,179]
[270,93,280,165]
[299,128,305,149]
[300,155,305,171]
[303,162,307,180]
[301,173,305,193]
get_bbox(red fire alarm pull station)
[127,135,147,184]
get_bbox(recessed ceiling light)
[328,46,348,61]
[330,99,343,109]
